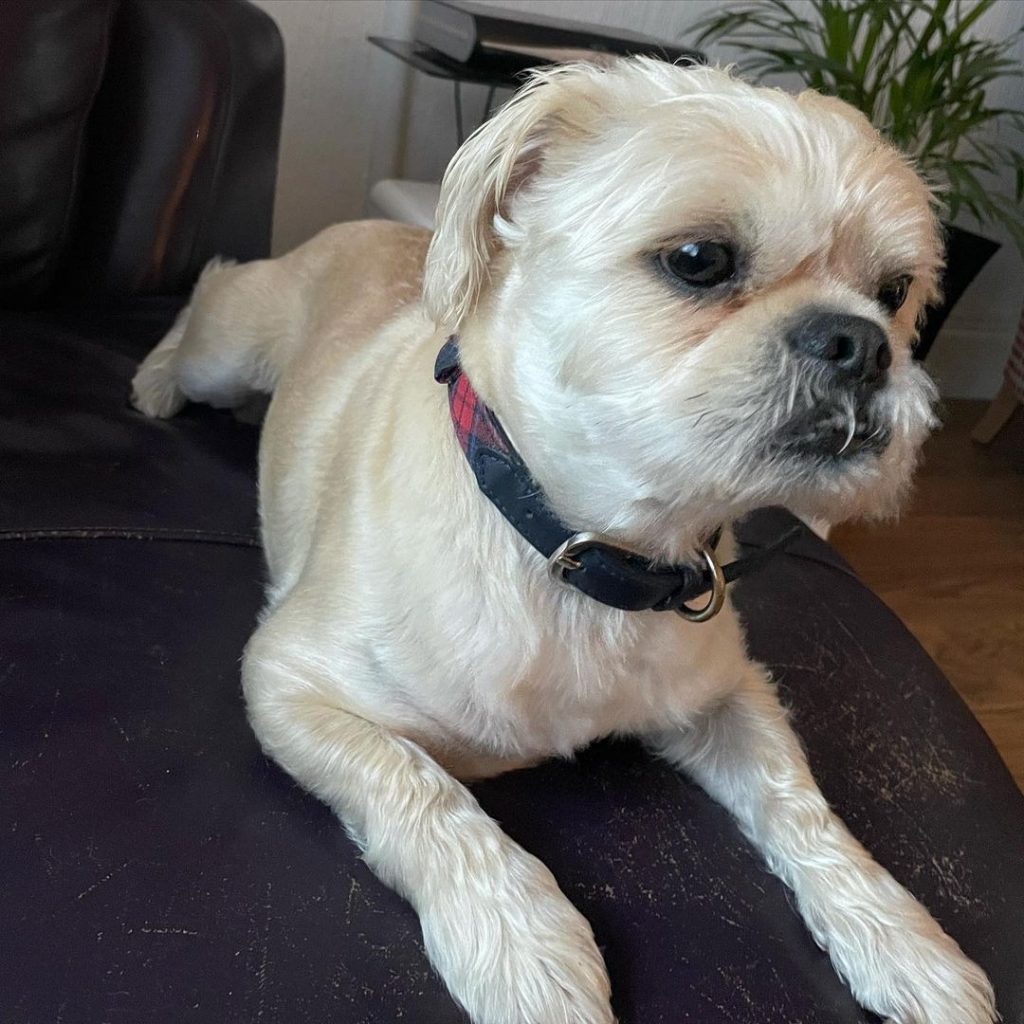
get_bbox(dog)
[132,58,996,1024]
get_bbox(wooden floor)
[832,398,1024,790]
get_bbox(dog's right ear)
[423,67,588,330]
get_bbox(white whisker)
[837,396,857,455]
[786,371,799,417]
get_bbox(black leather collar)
[435,338,798,620]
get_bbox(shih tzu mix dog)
[133,59,996,1024]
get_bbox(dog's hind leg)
[132,256,302,418]
[129,301,193,418]
[242,616,615,1024]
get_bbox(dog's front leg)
[243,643,614,1024]
[646,667,996,1024]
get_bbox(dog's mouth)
[771,396,892,462]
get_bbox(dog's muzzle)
[774,309,896,460]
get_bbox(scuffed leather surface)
[2,305,1022,1024]
[0,302,258,541]
[0,0,115,305]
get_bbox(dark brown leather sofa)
[2,3,1022,1022]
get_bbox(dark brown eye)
[877,274,912,314]
[660,241,736,288]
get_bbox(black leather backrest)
[58,0,284,300]
[0,0,116,306]
[0,0,283,309]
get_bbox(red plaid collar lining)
[434,338,511,461]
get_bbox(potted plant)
[692,0,1024,358]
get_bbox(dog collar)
[434,337,797,621]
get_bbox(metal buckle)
[675,545,726,623]
[547,532,629,584]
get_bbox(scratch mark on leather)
[346,876,361,924]
[110,715,131,744]
[255,880,272,1020]
[924,851,985,912]
[76,860,131,901]
[829,613,886,682]
[696,983,741,1021]
[37,687,62,759]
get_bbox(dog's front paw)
[419,844,614,1024]
[834,895,996,1024]
[876,932,996,1024]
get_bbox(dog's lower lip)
[834,425,885,457]
[774,410,891,459]
[818,425,887,458]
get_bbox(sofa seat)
[2,302,1022,1023]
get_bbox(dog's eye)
[660,241,736,288]
[877,275,912,314]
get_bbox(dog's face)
[424,59,941,555]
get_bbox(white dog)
[132,59,996,1024]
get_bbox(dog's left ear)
[423,65,594,330]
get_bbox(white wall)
[914,1,1024,399]
[251,0,418,253]
[253,0,1023,398]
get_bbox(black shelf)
[368,37,527,90]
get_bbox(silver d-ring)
[676,546,727,623]
[547,531,616,584]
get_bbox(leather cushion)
[2,305,1022,1023]
[0,301,258,541]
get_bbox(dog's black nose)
[786,311,891,388]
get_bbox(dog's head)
[424,59,941,556]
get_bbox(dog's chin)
[756,388,923,525]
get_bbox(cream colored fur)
[132,60,995,1024]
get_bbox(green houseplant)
[692,0,1024,357]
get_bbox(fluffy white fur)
[132,59,995,1024]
